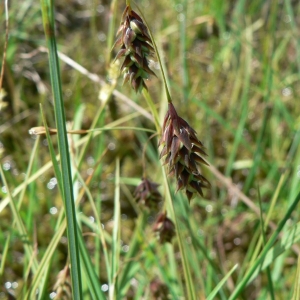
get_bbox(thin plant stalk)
[106,0,118,65]
[163,168,197,300]
[134,3,198,298]
[134,2,172,103]
[142,88,160,132]
[110,159,121,300]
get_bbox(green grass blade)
[146,243,183,299]
[179,0,189,102]
[118,215,146,296]
[0,136,40,277]
[110,158,121,299]
[163,169,197,300]
[40,104,63,194]
[248,221,300,282]
[229,189,300,300]
[78,230,106,300]
[75,165,111,278]
[207,264,238,300]
[36,105,63,299]
[0,234,10,276]
[25,220,67,299]
[292,254,300,300]
[224,26,252,177]
[40,1,82,298]
[0,166,38,273]
[257,187,275,300]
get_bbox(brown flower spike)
[113,5,156,92]
[159,103,210,201]
[153,212,175,243]
[134,178,162,210]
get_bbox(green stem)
[142,88,161,132]
[134,3,172,103]
[106,0,118,65]
[163,169,196,300]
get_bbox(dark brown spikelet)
[159,103,210,202]
[113,5,156,92]
[153,212,175,243]
[134,178,162,210]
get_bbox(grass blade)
[78,230,106,300]
[40,1,82,298]
[110,158,121,299]
[229,189,300,300]
[292,254,300,300]
[207,264,238,300]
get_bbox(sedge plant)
[1,1,300,300]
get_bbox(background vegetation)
[1,0,300,299]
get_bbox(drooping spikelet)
[159,103,210,201]
[113,5,156,92]
[134,178,162,210]
[153,212,175,243]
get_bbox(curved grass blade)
[229,189,300,300]
[78,229,106,300]
[207,264,238,300]
[25,220,66,300]
[0,166,38,273]
[248,221,300,282]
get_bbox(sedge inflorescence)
[113,3,210,245]
[153,212,176,243]
[134,177,175,243]
[159,103,210,201]
[113,5,155,92]
[134,177,162,210]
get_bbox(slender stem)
[162,168,196,300]
[142,88,161,132]
[141,133,158,178]
[106,0,118,65]
[134,3,172,103]
[0,0,9,90]
[257,187,275,300]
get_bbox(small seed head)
[153,212,175,243]
[159,103,210,201]
[134,178,162,210]
[113,6,156,92]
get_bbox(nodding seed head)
[159,103,210,202]
[134,178,162,210]
[113,6,156,93]
[153,212,175,243]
